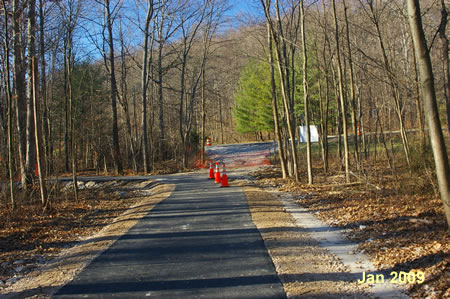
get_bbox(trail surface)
[54,172,285,298]
[205,142,274,167]
[2,142,409,298]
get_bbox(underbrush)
[251,146,449,298]
[0,182,145,288]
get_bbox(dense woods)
[237,0,450,227]
[0,0,237,196]
[0,0,449,226]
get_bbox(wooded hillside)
[0,0,449,223]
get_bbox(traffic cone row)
[207,160,229,187]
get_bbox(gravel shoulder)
[244,185,373,298]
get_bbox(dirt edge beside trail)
[244,186,372,298]
[0,184,175,299]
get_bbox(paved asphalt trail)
[54,172,285,298]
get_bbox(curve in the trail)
[54,173,285,298]
[205,142,274,168]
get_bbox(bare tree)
[261,0,299,182]
[343,0,360,167]
[407,0,450,227]
[38,0,49,176]
[60,1,77,173]
[411,41,425,149]
[25,0,37,188]
[315,0,332,173]
[200,29,208,165]
[117,19,138,173]
[300,0,313,184]
[332,0,350,183]
[13,0,28,189]
[200,0,224,165]
[59,0,81,200]
[438,0,449,138]
[32,57,48,206]
[154,0,178,161]
[3,1,15,208]
[360,0,411,167]
[140,0,154,173]
[267,21,287,178]
[177,1,205,168]
[104,0,123,174]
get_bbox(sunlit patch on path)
[205,142,274,168]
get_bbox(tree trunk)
[157,40,165,161]
[407,0,450,227]
[343,0,359,167]
[178,53,187,168]
[300,0,313,184]
[200,29,209,165]
[32,57,48,206]
[218,95,224,144]
[48,44,58,174]
[411,41,425,149]
[438,0,450,139]
[25,0,37,187]
[201,63,206,164]
[65,30,78,201]
[141,0,153,173]
[331,65,342,165]
[317,0,331,174]
[13,0,28,189]
[358,84,367,160]
[3,1,15,208]
[267,22,287,179]
[72,143,78,201]
[105,0,123,174]
[118,21,138,173]
[39,0,49,176]
[26,0,47,205]
[317,65,330,173]
[332,0,350,183]
[64,41,70,173]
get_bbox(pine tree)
[233,60,275,134]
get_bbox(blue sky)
[228,0,263,16]
[227,0,250,16]
[224,0,265,29]
[73,0,263,61]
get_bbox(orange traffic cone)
[221,163,229,187]
[208,160,214,179]
[214,162,221,184]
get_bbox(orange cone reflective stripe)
[214,162,221,183]
[221,163,229,187]
[208,160,214,179]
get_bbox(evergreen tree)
[233,60,276,134]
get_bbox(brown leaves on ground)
[0,180,155,289]
[251,167,449,299]
[0,184,174,298]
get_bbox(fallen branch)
[349,171,382,191]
